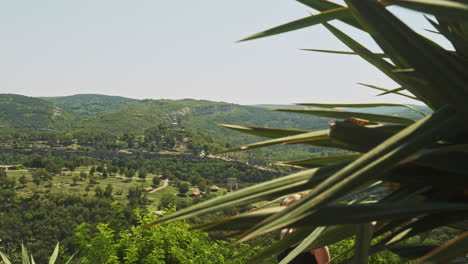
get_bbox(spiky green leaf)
[391,0,468,19]
[214,130,335,153]
[0,251,12,264]
[357,83,419,101]
[21,244,31,264]
[49,243,59,264]
[296,0,363,28]
[218,124,309,139]
[274,154,360,169]
[296,102,427,117]
[240,8,350,42]
[301,48,387,57]
[418,232,468,264]
[272,108,416,125]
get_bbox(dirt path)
[149,179,169,193]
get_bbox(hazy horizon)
[1,1,449,105]
[1,92,431,107]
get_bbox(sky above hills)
[0,0,450,105]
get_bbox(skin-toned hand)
[312,247,330,264]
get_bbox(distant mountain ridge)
[0,94,429,146]
[0,94,328,142]
[0,94,73,133]
[71,98,331,145]
[42,94,139,119]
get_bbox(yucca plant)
[151,0,468,263]
[0,243,77,264]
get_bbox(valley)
[0,93,434,263]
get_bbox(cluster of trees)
[94,184,114,198]
[0,186,272,263]
[0,94,72,132]
[31,168,53,186]
[73,209,275,264]
[0,169,15,199]
[0,123,223,154]
[1,151,279,186]
[0,193,136,263]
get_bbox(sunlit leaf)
[274,154,360,169]
[240,8,350,42]
[296,102,427,117]
[376,87,406,96]
[418,232,468,264]
[218,124,309,139]
[391,0,468,19]
[49,243,59,264]
[0,251,12,264]
[296,0,363,29]
[357,83,419,101]
[301,48,387,57]
[214,130,335,153]
[272,108,416,125]
[22,244,31,264]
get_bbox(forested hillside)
[42,94,138,119]
[0,94,73,134]
[1,94,430,160]
[75,99,332,144]
[0,94,332,147]
[0,93,446,263]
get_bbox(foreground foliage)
[73,209,275,264]
[151,0,468,263]
[0,194,135,263]
[0,243,76,264]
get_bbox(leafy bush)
[73,209,275,264]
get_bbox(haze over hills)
[0,93,430,146]
[42,94,139,119]
[0,94,331,144]
[0,94,73,133]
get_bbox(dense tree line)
[106,155,280,185]
[73,209,276,264]
[0,152,279,186]
[0,193,136,263]
[0,124,223,154]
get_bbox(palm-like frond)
[152,0,468,263]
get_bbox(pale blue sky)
[0,0,448,105]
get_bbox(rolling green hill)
[42,94,138,119]
[0,94,431,159]
[0,94,331,147]
[0,94,73,134]
[73,98,331,146]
